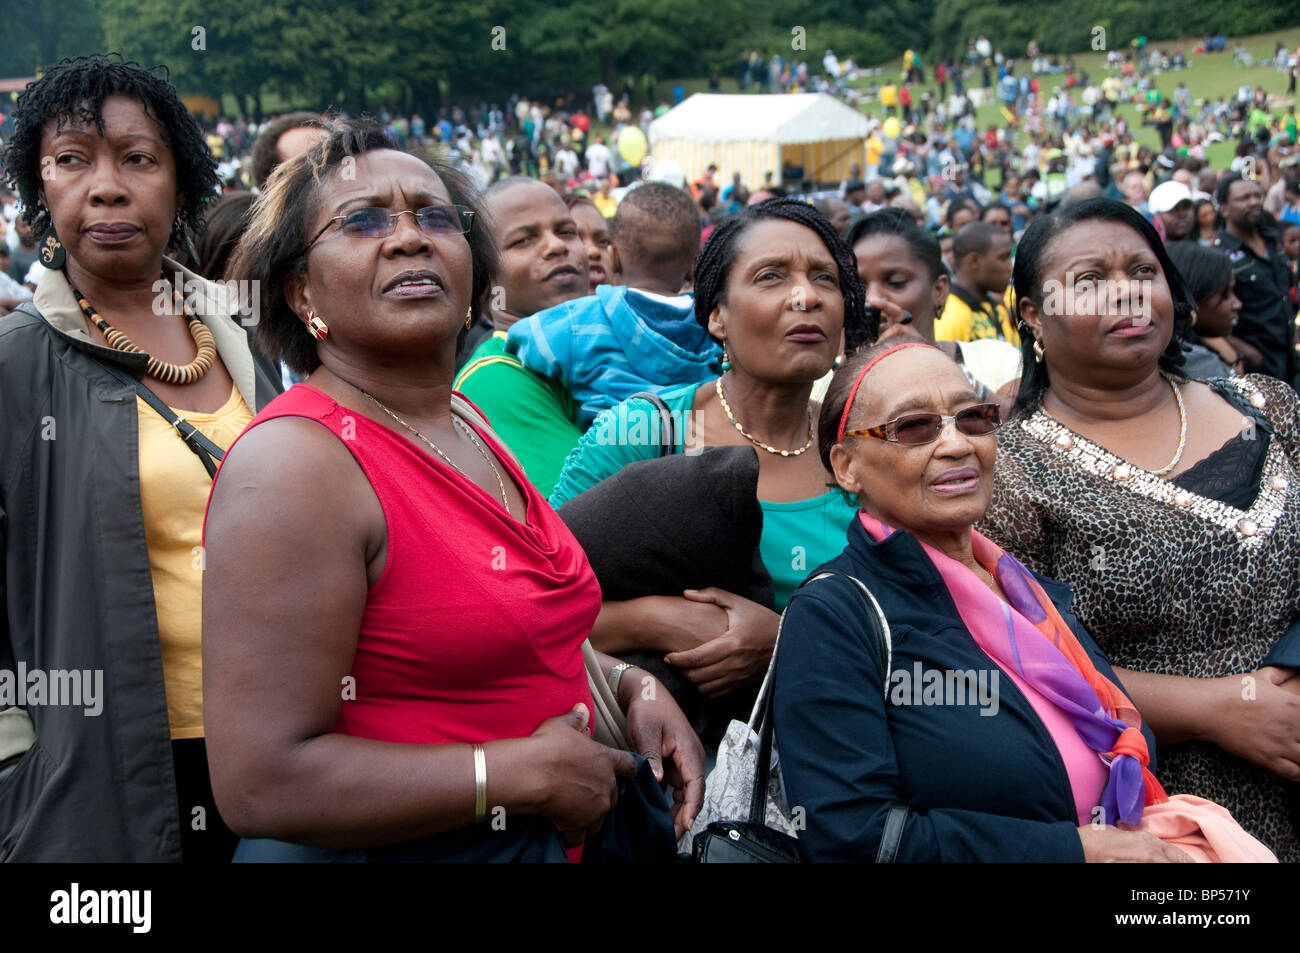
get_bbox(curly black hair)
[693,197,874,354]
[1,54,218,249]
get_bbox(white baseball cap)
[1148,180,1194,214]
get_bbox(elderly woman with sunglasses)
[202,123,703,862]
[771,340,1196,862]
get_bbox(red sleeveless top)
[206,383,598,745]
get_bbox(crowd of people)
[0,36,1298,864]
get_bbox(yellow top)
[935,288,1020,346]
[866,135,884,167]
[592,192,619,218]
[137,383,253,739]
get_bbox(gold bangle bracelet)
[473,744,487,823]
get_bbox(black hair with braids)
[1011,197,1194,417]
[2,54,218,245]
[693,197,875,353]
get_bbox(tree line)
[0,0,1294,119]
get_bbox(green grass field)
[239,24,1299,174]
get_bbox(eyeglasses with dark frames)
[304,205,474,253]
[844,403,1003,446]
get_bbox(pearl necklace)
[714,377,815,457]
[363,391,514,517]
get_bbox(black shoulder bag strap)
[98,358,226,480]
[628,391,676,457]
[797,570,908,862]
[15,300,226,479]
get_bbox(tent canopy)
[648,93,869,146]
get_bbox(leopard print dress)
[980,374,1300,862]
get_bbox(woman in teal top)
[553,198,877,702]
[550,383,859,608]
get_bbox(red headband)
[836,342,940,443]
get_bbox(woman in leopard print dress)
[980,201,1300,861]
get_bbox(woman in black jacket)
[0,55,280,862]
[773,340,1191,862]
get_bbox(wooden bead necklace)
[73,274,217,386]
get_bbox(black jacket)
[0,262,281,861]
[773,516,1157,862]
[1213,229,1297,382]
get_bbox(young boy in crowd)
[505,182,720,427]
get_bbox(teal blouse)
[549,383,858,609]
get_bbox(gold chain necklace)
[362,391,514,517]
[73,274,217,386]
[1152,374,1188,477]
[714,377,815,457]
[1044,373,1187,477]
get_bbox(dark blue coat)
[773,516,1158,863]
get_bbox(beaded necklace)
[714,377,815,457]
[73,273,217,386]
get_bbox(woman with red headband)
[769,339,1274,862]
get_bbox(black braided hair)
[1,54,218,244]
[693,197,874,354]
[1011,197,1194,418]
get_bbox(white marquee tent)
[647,93,870,191]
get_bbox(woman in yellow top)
[0,55,280,861]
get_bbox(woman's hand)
[647,595,730,654]
[868,296,921,346]
[621,675,707,838]
[1206,667,1300,781]
[592,596,727,655]
[1227,335,1264,371]
[663,588,780,697]
[526,704,639,847]
[1077,825,1195,863]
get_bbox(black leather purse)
[692,571,908,863]
[691,658,802,862]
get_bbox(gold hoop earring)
[1188,308,1198,329]
[465,307,474,330]
[1033,338,1044,362]
[306,310,329,341]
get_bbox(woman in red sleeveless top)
[202,123,704,861]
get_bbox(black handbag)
[691,570,907,863]
[691,661,802,862]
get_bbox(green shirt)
[453,332,583,498]
[549,383,858,609]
